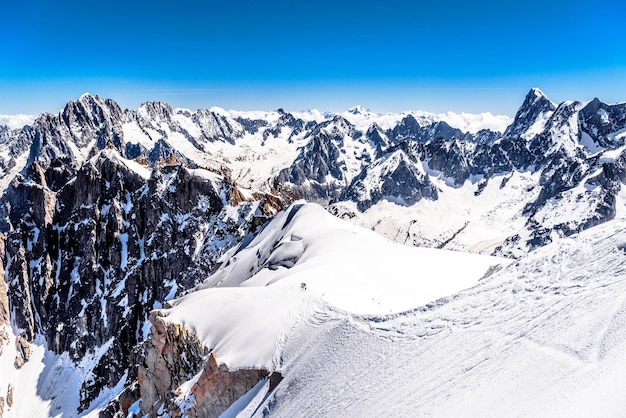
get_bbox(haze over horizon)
[2,0,625,116]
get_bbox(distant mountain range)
[1,88,626,416]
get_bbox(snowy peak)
[579,98,626,150]
[24,93,126,169]
[340,144,437,211]
[347,105,368,115]
[64,93,124,128]
[390,114,423,142]
[537,99,585,156]
[137,100,174,122]
[529,87,554,105]
[277,130,348,203]
[365,123,392,154]
[503,88,557,140]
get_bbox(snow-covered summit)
[529,87,554,104]
[347,104,368,115]
[503,87,557,139]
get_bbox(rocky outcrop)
[579,98,626,150]
[389,117,469,144]
[262,108,307,142]
[424,138,472,186]
[0,233,8,328]
[13,336,30,369]
[278,132,347,203]
[0,146,261,412]
[340,144,438,211]
[6,385,12,408]
[137,311,266,417]
[188,353,266,418]
[137,311,208,416]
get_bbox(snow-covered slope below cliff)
[160,203,626,417]
[153,203,506,410]
[0,332,124,418]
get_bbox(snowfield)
[154,202,626,417]
[161,202,505,371]
[0,333,126,417]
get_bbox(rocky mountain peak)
[340,145,437,211]
[62,93,124,131]
[503,88,557,140]
[390,114,422,142]
[348,105,368,115]
[137,101,174,122]
[528,87,552,103]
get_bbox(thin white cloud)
[0,114,35,130]
[434,111,513,134]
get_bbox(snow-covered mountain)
[1,88,626,416]
[144,202,626,417]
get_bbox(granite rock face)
[340,142,438,211]
[0,234,9,328]
[136,311,266,417]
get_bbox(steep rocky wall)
[0,149,263,412]
[0,234,8,328]
[137,310,208,415]
[0,233,8,360]
[188,354,267,418]
[136,310,266,417]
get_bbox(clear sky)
[1,0,625,116]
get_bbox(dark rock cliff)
[0,147,261,411]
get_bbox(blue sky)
[1,0,625,116]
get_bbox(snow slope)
[0,331,126,418]
[332,170,540,254]
[258,217,626,417]
[158,202,506,402]
[158,202,626,417]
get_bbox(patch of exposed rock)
[0,233,9,354]
[13,336,30,369]
[135,310,266,417]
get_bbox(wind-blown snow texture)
[163,203,503,369]
[1,88,626,416]
[163,202,626,417]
